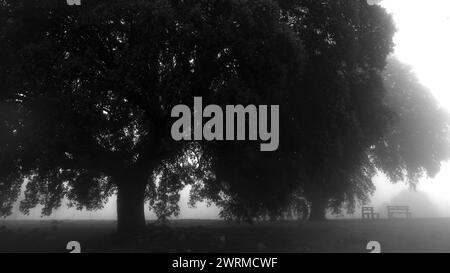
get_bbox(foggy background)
[5,0,450,221]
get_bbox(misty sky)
[369,0,450,218]
[7,0,450,220]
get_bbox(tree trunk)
[116,179,147,234]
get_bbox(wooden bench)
[361,206,380,219]
[387,206,411,219]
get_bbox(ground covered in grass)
[1,219,450,253]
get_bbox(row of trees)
[1,0,449,233]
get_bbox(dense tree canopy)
[0,0,305,231]
[197,1,450,221]
[1,0,449,233]
[201,0,398,220]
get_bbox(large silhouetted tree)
[2,0,448,233]
[0,0,305,233]
[199,1,450,222]
[282,0,397,220]
[198,0,398,221]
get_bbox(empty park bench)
[361,206,380,219]
[387,206,411,219]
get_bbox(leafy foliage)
[375,57,450,185]
[1,0,448,227]
[0,0,304,227]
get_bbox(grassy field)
[1,218,450,253]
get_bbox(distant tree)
[0,0,305,233]
[389,190,440,218]
[374,57,450,186]
[293,56,450,220]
